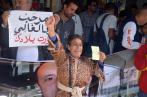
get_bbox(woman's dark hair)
[67,34,83,46]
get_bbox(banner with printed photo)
[0,50,139,97]
[8,10,53,47]
[98,50,139,97]
[98,65,139,97]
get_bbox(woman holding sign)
[46,16,106,97]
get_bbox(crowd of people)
[0,0,147,97]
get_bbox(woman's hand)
[99,52,106,62]
[98,69,105,81]
[46,16,56,37]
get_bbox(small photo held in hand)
[91,46,100,60]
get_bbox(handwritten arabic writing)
[15,33,48,45]
[14,14,48,35]
[8,11,53,47]
[15,33,48,44]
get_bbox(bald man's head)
[36,61,57,97]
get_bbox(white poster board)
[8,10,53,47]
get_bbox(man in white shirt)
[113,6,147,52]
[94,3,117,54]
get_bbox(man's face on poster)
[37,62,57,97]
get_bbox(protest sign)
[8,10,53,47]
